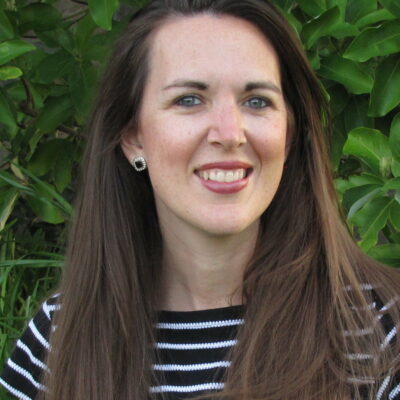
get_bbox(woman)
[1,0,399,399]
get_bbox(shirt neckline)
[157,304,245,323]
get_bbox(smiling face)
[122,14,288,237]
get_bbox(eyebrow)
[244,81,282,94]
[163,80,282,94]
[163,80,209,91]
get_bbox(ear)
[120,129,144,165]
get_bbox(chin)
[197,217,259,237]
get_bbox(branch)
[21,78,34,109]
[62,10,87,22]
[19,98,83,138]
[19,102,37,118]
[64,12,88,29]
[70,0,87,5]
[59,125,83,138]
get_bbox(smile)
[194,164,252,194]
[197,169,246,183]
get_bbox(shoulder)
[370,286,400,399]
[344,282,400,398]
[0,295,60,400]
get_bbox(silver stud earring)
[132,156,147,172]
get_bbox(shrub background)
[1,0,400,396]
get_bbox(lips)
[195,162,252,194]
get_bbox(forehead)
[146,14,282,86]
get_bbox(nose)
[207,102,247,149]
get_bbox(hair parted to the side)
[42,1,400,399]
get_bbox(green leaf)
[390,112,400,159]
[279,9,302,35]
[0,39,36,65]
[349,173,384,186]
[273,0,296,12]
[17,164,72,215]
[393,157,400,177]
[343,184,382,218]
[14,48,46,78]
[29,252,64,261]
[74,13,97,52]
[35,50,75,84]
[331,116,347,171]
[36,95,73,133]
[0,259,63,268]
[379,0,400,18]
[343,21,400,62]
[390,200,400,230]
[0,188,18,232]
[68,62,98,120]
[0,66,22,80]
[355,9,396,29]
[0,171,32,194]
[319,55,373,94]
[327,0,347,16]
[328,85,349,116]
[19,3,61,33]
[330,22,359,39]
[26,186,65,224]
[382,177,400,190]
[351,196,393,251]
[38,28,75,52]
[88,0,119,30]
[0,10,14,40]
[346,0,377,23]
[343,96,374,133]
[0,87,17,134]
[54,150,74,193]
[28,128,46,158]
[368,243,400,267]
[335,177,352,196]
[28,139,63,176]
[343,127,392,176]
[0,168,68,224]
[302,7,341,49]
[28,139,74,193]
[298,0,327,16]
[369,54,400,117]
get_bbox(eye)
[244,96,270,109]
[176,95,202,107]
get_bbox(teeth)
[225,171,234,182]
[198,169,246,182]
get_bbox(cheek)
[144,136,193,168]
[141,115,203,166]
[251,117,288,161]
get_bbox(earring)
[132,156,147,172]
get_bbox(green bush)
[0,0,399,395]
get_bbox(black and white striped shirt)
[1,292,399,399]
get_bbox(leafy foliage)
[0,0,399,395]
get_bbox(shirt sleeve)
[373,295,400,400]
[0,296,59,400]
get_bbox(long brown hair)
[43,1,400,399]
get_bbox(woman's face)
[122,14,288,237]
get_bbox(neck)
[158,220,259,312]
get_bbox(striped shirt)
[1,293,399,400]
